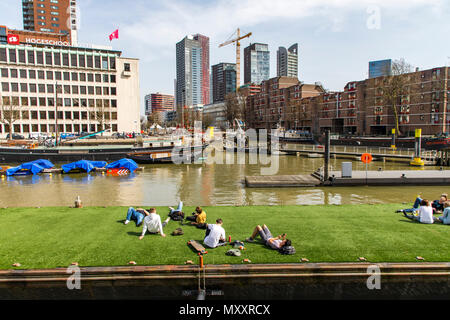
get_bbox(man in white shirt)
[403,199,434,224]
[203,219,227,248]
[139,208,170,239]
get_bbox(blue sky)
[1,0,449,114]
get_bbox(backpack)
[279,246,296,255]
[169,211,184,221]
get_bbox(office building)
[369,59,392,78]
[175,34,210,121]
[211,62,236,103]
[145,93,174,115]
[243,43,270,85]
[277,44,298,78]
[22,0,78,45]
[0,41,140,138]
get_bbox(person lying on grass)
[246,225,292,250]
[186,206,207,229]
[124,207,150,226]
[203,219,227,248]
[139,208,171,239]
[435,201,450,225]
[397,193,448,215]
[168,201,184,221]
[402,199,434,224]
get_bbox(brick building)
[245,66,450,137]
[246,76,324,129]
[22,0,78,45]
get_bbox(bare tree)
[224,92,246,129]
[382,58,413,136]
[0,95,21,139]
[94,100,109,135]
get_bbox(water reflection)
[0,152,447,207]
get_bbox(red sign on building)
[7,34,20,45]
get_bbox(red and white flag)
[109,29,119,41]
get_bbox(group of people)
[397,193,450,225]
[124,202,292,251]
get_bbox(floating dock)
[327,170,450,186]
[245,170,450,188]
[245,174,320,187]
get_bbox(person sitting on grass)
[186,206,207,229]
[203,219,227,248]
[139,208,170,239]
[246,225,292,250]
[397,194,448,214]
[124,207,149,226]
[435,201,450,225]
[402,199,434,224]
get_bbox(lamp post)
[55,81,59,146]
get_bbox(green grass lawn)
[0,204,449,270]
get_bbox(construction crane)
[219,28,252,92]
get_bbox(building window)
[62,53,69,66]
[0,48,7,62]
[9,49,16,63]
[45,52,53,65]
[71,54,78,67]
[94,56,101,69]
[54,52,61,65]
[27,51,35,64]
[18,50,26,63]
[86,55,93,68]
[124,63,131,72]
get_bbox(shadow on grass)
[127,231,141,237]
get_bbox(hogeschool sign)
[7,33,71,47]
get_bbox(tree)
[224,92,247,129]
[94,100,109,135]
[0,95,21,139]
[382,58,413,136]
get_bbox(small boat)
[127,145,208,164]
[423,134,450,150]
[271,129,316,143]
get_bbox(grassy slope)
[0,204,449,270]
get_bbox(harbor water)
[0,146,446,207]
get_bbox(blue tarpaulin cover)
[105,158,138,172]
[61,160,107,173]
[6,159,55,176]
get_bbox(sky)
[1,0,449,114]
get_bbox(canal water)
[0,146,447,207]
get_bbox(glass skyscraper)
[244,43,270,85]
[369,59,392,78]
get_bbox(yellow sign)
[415,129,422,138]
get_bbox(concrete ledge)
[1,262,450,299]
